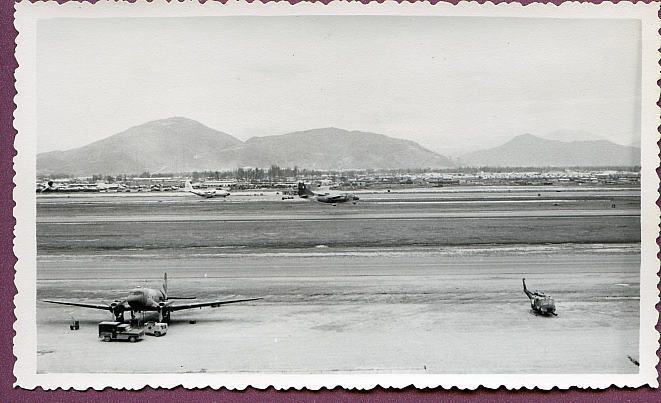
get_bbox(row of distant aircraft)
[183,180,360,204]
[40,180,360,205]
[38,180,229,196]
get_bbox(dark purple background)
[1,0,658,400]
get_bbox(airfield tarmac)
[36,186,641,373]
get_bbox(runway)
[38,208,639,223]
[36,186,641,374]
[37,249,640,374]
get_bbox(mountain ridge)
[230,127,452,170]
[37,118,454,175]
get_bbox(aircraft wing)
[43,299,111,310]
[167,297,262,312]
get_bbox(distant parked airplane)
[184,180,230,198]
[37,180,58,192]
[297,182,359,205]
[43,273,260,323]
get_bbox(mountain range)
[37,118,641,175]
[460,133,640,167]
[37,117,454,175]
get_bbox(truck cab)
[98,321,145,342]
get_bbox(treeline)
[41,164,642,182]
[189,166,301,181]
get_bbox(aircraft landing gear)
[158,309,171,323]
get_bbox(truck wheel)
[154,331,161,337]
[103,336,111,342]
[129,336,136,343]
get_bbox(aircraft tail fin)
[184,180,194,192]
[297,182,315,198]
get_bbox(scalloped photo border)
[12,0,661,390]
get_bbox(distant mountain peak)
[286,127,369,136]
[508,133,545,143]
[155,116,191,122]
[541,129,605,143]
[38,117,243,175]
[112,117,226,141]
[237,127,453,170]
[137,116,214,129]
[462,132,640,167]
[157,116,191,125]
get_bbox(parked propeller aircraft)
[297,182,359,205]
[37,180,58,192]
[184,180,230,198]
[43,273,260,323]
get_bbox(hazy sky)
[37,16,641,155]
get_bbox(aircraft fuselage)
[191,189,229,198]
[297,182,359,204]
[126,287,165,312]
[315,194,359,203]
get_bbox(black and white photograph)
[12,1,659,390]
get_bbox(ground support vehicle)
[144,322,168,337]
[98,321,145,342]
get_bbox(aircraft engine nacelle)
[110,300,125,321]
[110,300,122,311]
